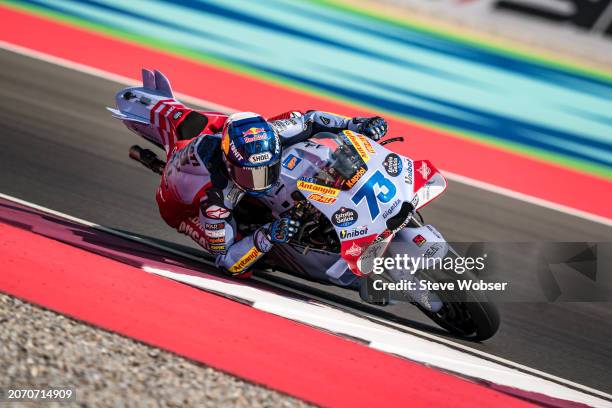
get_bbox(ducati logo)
[417,161,431,179]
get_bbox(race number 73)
[351,170,396,220]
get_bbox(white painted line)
[444,171,612,227]
[0,192,215,267]
[143,266,612,408]
[0,39,610,227]
[1,191,611,407]
[0,40,237,114]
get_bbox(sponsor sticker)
[282,154,302,171]
[383,153,403,177]
[344,242,363,257]
[297,179,340,197]
[413,234,426,247]
[244,134,268,143]
[417,161,431,179]
[342,130,370,163]
[249,152,272,164]
[204,228,225,238]
[206,236,225,244]
[205,222,225,230]
[331,207,358,227]
[340,225,369,240]
[405,160,413,185]
[209,244,226,252]
[382,199,401,219]
[357,134,375,154]
[230,142,244,161]
[172,110,183,120]
[243,127,266,137]
[425,225,443,240]
[308,193,337,204]
[228,246,262,274]
[345,167,366,189]
[425,243,442,257]
[205,205,230,219]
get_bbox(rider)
[154,102,387,277]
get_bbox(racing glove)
[253,218,300,254]
[266,218,300,244]
[351,116,388,141]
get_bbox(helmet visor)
[228,160,281,191]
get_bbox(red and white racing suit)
[151,100,369,277]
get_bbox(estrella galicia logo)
[383,153,402,177]
[332,207,358,227]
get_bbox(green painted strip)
[2,0,610,179]
[311,0,612,83]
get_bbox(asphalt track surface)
[1,48,611,394]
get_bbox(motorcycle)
[108,70,500,341]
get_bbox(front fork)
[361,221,450,312]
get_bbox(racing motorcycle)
[108,70,500,341]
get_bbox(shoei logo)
[248,152,272,164]
[340,226,368,240]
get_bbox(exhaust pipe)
[129,145,165,175]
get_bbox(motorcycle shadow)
[105,229,466,341]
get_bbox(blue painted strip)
[19,0,612,170]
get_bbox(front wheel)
[415,271,500,341]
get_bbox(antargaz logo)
[298,179,340,197]
[228,246,262,273]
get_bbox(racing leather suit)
[153,101,377,277]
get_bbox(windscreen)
[307,132,368,191]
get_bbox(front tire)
[416,272,500,341]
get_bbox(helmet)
[221,112,281,196]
